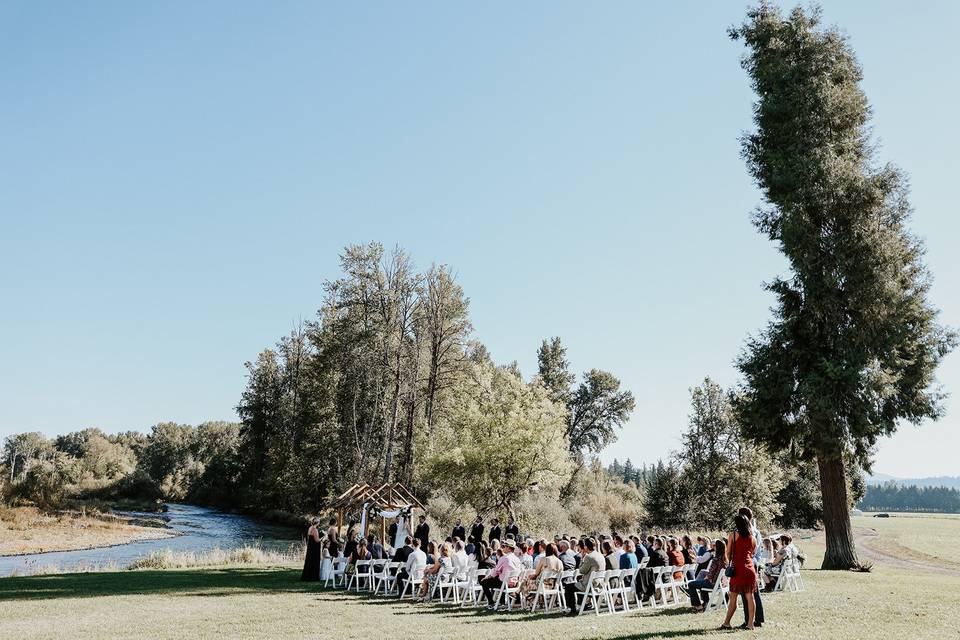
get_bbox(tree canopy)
[730,3,956,568]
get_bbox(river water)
[0,504,301,577]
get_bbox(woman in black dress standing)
[301,518,322,581]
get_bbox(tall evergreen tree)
[730,4,956,568]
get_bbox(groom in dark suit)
[451,519,466,542]
[470,516,484,544]
[414,515,430,550]
[488,518,502,543]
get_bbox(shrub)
[424,492,472,536]
[127,543,300,570]
[514,493,575,538]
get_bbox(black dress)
[301,529,320,582]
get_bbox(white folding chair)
[652,566,682,607]
[702,574,730,612]
[431,565,459,603]
[376,561,403,595]
[622,566,642,610]
[347,560,371,591]
[368,559,388,593]
[529,569,562,613]
[774,559,804,592]
[399,567,425,599]
[493,569,525,611]
[459,568,488,607]
[454,567,477,606]
[327,556,348,588]
[608,568,635,613]
[575,570,615,616]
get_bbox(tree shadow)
[0,567,319,602]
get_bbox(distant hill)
[867,474,960,490]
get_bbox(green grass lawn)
[3,518,959,640]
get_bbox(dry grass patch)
[0,506,175,556]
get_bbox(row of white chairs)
[320,555,802,616]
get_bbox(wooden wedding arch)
[329,482,425,543]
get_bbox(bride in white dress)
[393,513,410,550]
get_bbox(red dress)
[728,532,757,594]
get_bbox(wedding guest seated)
[531,540,544,568]
[666,538,685,580]
[465,535,476,557]
[601,540,617,570]
[481,538,522,610]
[619,539,639,569]
[475,540,495,569]
[367,533,384,560]
[425,541,436,565]
[393,536,414,564]
[396,538,426,597]
[695,537,714,577]
[347,538,371,573]
[611,535,624,568]
[564,538,604,616]
[763,533,797,590]
[417,541,452,602]
[558,540,577,578]
[633,535,649,561]
[761,537,775,564]
[688,539,727,612]
[637,538,669,603]
[520,541,562,604]
[518,541,534,569]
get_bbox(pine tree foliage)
[729,3,956,568]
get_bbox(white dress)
[393,516,410,550]
[319,548,332,581]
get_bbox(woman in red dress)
[721,514,757,630]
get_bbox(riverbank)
[0,506,176,557]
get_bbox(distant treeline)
[2,423,243,510]
[858,482,960,514]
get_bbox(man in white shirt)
[396,538,427,598]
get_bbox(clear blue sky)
[2,1,957,478]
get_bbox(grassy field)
[852,513,960,569]
[1,517,958,640]
[0,506,174,556]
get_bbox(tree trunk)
[817,454,859,570]
[382,351,403,483]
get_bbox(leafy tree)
[730,4,957,568]
[535,337,636,498]
[672,379,784,529]
[3,432,53,483]
[420,361,571,518]
[643,460,686,529]
[537,337,575,405]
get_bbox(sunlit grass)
[2,518,958,639]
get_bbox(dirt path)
[854,526,960,577]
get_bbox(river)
[0,504,302,577]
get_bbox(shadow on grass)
[0,567,323,602]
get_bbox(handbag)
[725,532,736,578]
